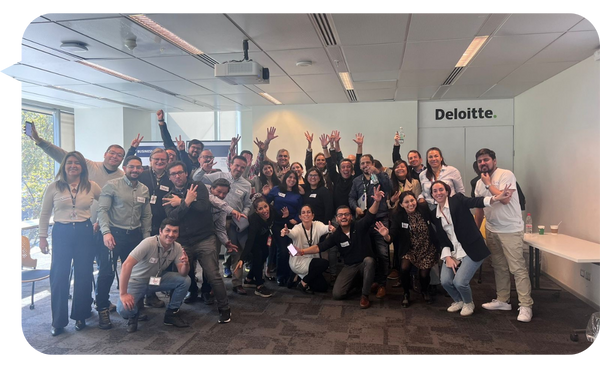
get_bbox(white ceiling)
[3,13,598,112]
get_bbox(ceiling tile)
[254,76,303,94]
[499,61,578,84]
[89,58,178,82]
[191,78,255,95]
[4,64,87,86]
[141,55,215,79]
[496,14,583,36]
[150,80,214,96]
[402,38,472,71]
[527,31,600,63]
[482,82,541,98]
[344,43,404,73]
[453,64,520,86]
[356,89,396,102]
[570,18,598,32]
[470,33,563,67]
[307,90,349,104]
[351,70,400,83]
[267,48,334,76]
[408,14,489,42]
[272,92,314,105]
[292,74,343,92]
[398,69,449,88]
[354,80,397,91]
[333,14,410,45]
[221,93,275,106]
[442,84,495,99]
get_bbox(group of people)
[30,111,534,337]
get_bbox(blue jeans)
[117,272,190,319]
[50,221,95,328]
[440,255,484,304]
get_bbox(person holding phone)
[281,205,330,293]
[429,181,512,317]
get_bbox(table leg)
[535,248,540,289]
[529,245,534,288]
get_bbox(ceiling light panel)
[129,14,205,55]
[455,36,489,67]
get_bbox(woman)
[253,161,281,196]
[429,180,511,316]
[302,167,333,225]
[419,147,465,210]
[281,205,330,293]
[379,191,437,307]
[39,151,102,336]
[233,197,279,298]
[389,160,422,210]
[265,170,303,286]
[290,162,306,189]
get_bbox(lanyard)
[155,236,170,277]
[302,222,313,246]
[68,183,80,208]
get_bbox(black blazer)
[388,201,438,258]
[429,193,491,262]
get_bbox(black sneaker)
[184,292,198,304]
[218,308,231,324]
[164,309,189,328]
[254,285,273,298]
[297,282,314,294]
[243,278,257,288]
[97,308,112,330]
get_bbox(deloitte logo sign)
[435,108,497,120]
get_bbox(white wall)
[251,101,418,168]
[514,55,600,307]
[166,111,216,142]
[74,107,124,161]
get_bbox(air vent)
[310,14,338,46]
[345,89,358,102]
[197,53,219,68]
[442,67,464,86]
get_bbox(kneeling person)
[117,219,191,333]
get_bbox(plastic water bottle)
[525,213,533,234]
[398,127,405,144]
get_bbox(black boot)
[164,309,189,328]
[97,308,112,330]
[127,313,138,333]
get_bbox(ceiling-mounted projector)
[215,60,269,85]
[214,39,270,85]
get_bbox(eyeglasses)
[107,150,124,158]
[336,213,352,218]
[201,155,214,160]
[169,171,186,177]
[151,157,167,162]
[126,165,143,170]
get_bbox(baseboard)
[542,271,600,310]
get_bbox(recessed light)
[60,42,88,52]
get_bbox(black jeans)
[302,258,329,292]
[95,227,142,310]
[247,240,270,287]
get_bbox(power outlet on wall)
[580,269,585,277]
[585,272,591,281]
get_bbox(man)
[117,219,191,333]
[96,155,152,329]
[348,153,392,299]
[474,148,533,323]
[193,155,252,294]
[296,186,385,309]
[196,149,222,175]
[156,109,203,173]
[227,134,259,180]
[136,148,173,308]
[163,161,232,323]
[260,127,291,181]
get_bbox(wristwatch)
[485,184,490,190]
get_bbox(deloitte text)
[435,108,496,120]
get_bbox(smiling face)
[336,207,353,228]
[340,160,353,179]
[427,149,442,170]
[314,154,326,170]
[210,185,229,200]
[64,156,82,179]
[199,150,214,164]
[103,146,125,169]
[407,151,422,169]
[168,164,188,189]
[188,143,203,160]
[285,172,297,188]
[150,151,168,172]
[360,156,372,174]
[291,163,303,177]
[306,169,321,188]
[431,182,449,205]
[300,205,314,224]
[255,200,270,220]
[124,158,144,182]
[159,224,179,246]
[230,158,247,179]
[277,150,290,167]
[394,162,408,179]
[262,163,274,178]
[400,194,417,213]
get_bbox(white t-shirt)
[474,168,523,233]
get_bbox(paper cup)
[550,225,559,235]
[538,225,545,235]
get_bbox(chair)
[22,236,50,310]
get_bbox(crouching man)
[117,218,191,333]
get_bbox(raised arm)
[157,110,176,151]
[392,131,401,164]
[353,133,364,176]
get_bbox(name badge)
[235,189,244,195]
[340,241,350,248]
[309,193,317,198]
[160,185,170,192]
[150,195,157,205]
[149,257,158,264]
[278,192,286,198]
[402,222,409,229]
[137,196,146,203]
[149,277,161,286]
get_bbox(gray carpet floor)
[20,255,599,358]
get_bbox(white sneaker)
[447,301,464,313]
[460,302,475,316]
[517,306,532,322]
[482,299,512,311]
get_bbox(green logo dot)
[494,115,497,118]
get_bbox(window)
[21,108,56,223]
